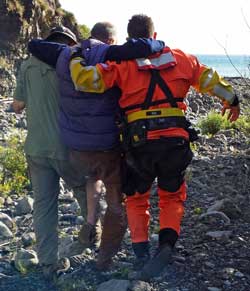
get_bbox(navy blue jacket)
[28,38,165,150]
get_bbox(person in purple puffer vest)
[28,23,165,269]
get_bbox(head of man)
[127,14,156,39]
[45,26,77,46]
[91,22,117,45]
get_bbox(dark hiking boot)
[133,254,150,270]
[134,243,173,281]
[42,257,70,281]
[95,257,113,271]
[69,252,89,268]
[132,241,150,270]
[78,220,102,249]
[159,228,178,249]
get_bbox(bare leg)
[86,179,102,225]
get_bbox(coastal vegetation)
[197,108,250,136]
[78,24,90,39]
[0,131,28,196]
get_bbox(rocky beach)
[0,77,249,291]
[0,1,250,290]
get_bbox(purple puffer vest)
[56,39,121,151]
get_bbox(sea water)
[196,55,250,77]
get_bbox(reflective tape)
[136,52,176,69]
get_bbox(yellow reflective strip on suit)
[212,84,234,103]
[70,58,106,93]
[200,68,215,88]
[199,68,220,92]
[199,68,234,103]
[70,57,83,86]
[136,52,175,68]
[127,108,184,123]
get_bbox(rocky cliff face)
[0,0,80,98]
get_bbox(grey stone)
[97,279,130,291]
[69,201,80,213]
[0,197,5,205]
[200,211,231,225]
[14,249,38,273]
[206,230,232,240]
[234,271,244,278]
[59,192,74,203]
[15,196,34,215]
[21,232,36,247]
[0,220,13,239]
[75,215,84,225]
[130,280,152,291]
[207,200,225,212]
[207,199,241,219]
[5,196,13,205]
[0,212,14,229]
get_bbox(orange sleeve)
[187,54,208,88]
[96,61,123,89]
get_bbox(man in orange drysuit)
[69,14,240,279]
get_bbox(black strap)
[123,69,179,113]
[152,70,178,108]
[122,98,184,113]
[141,70,159,110]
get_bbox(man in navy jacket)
[28,23,165,269]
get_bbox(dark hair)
[91,22,116,43]
[127,14,154,39]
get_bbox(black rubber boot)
[134,228,178,280]
[132,241,150,270]
[139,243,173,280]
[159,228,178,248]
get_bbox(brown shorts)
[69,149,122,185]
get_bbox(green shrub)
[197,108,250,136]
[7,0,25,17]
[0,131,29,196]
[193,207,203,215]
[0,57,12,70]
[233,108,250,135]
[197,111,226,135]
[78,24,90,39]
[37,0,50,12]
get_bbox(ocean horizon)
[196,54,250,78]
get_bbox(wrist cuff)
[231,95,239,106]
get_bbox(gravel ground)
[0,77,249,291]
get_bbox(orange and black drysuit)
[70,46,238,257]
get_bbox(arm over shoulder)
[105,38,165,61]
[28,39,67,68]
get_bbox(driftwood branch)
[241,8,250,32]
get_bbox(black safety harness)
[119,69,199,150]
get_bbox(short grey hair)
[91,22,117,43]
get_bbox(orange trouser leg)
[126,191,150,243]
[158,182,187,235]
